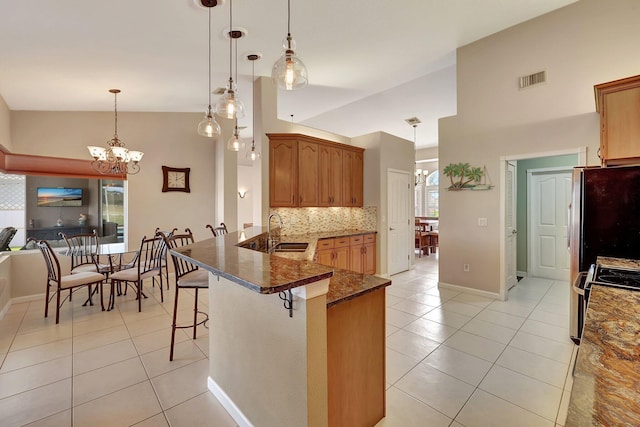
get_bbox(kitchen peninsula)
[171,227,391,427]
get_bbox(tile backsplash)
[271,207,377,235]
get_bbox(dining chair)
[108,235,164,312]
[154,227,178,290]
[162,228,209,361]
[206,222,228,237]
[35,240,106,323]
[414,219,430,257]
[59,230,111,274]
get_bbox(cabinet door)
[343,149,364,206]
[343,150,355,206]
[334,246,349,270]
[298,141,319,207]
[316,248,335,267]
[352,151,363,207]
[349,244,363,273]
[269,139,298,207]
[319,145,343,206]
[363,241,376,275]
[602,86,640,162]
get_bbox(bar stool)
[161,228,209,361]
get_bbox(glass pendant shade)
[246,144,261,161]
[215,85,245,119]
[272,37,308,90]
[197,109,222,138]
[227,133,241,151]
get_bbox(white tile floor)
[0,255,577,426]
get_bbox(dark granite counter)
[566,284,640,426]
[597,256,640,270]
[171,227,390,307]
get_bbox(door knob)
[389,227,395,231]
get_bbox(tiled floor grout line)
[388,272,573,426]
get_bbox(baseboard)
[0,300,10,319]
[12,294,44,304]
[438,282,501,300]
[207,376,253,427]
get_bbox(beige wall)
[354,131,415,276]
[439,0,640,295]
[10,111,217,245]
[0,95,10,152]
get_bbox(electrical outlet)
[463,264,470,272]
[478,218,488,227]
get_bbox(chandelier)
[87,89,143,176]
[415,168,428,186]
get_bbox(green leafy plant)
[442,163,483,191]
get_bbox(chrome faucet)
[267,212,284,251]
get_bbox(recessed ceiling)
[0,0,577,148]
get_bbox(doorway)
[499,148,585,299]
[387,169,411,275]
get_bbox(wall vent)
[519,71,546,89]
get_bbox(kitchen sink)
[271,242,309,252]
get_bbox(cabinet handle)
[291,195,294,204]
[300,195,302,203]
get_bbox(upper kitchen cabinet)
[319,144,343,206]
[269,137,298,207]
[595,75,640,166]
[343,150,363,207]
[267,134,364,207]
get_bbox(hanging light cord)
[413,124,416,143]
[252,59,255,148]
[207,7,212,110]
[113,92,118,137]
[287,0,291,36]
[228,0,233,81]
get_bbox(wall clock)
[162,166,191,193]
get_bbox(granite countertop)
[597,256,640,270]
[566,284,640,425]
[171,227,390,307]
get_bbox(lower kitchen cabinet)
[316,233,376,275]
[315,236,350,270]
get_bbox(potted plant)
[442,163,484,191]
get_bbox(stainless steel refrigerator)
[569,165,640,342]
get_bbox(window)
[0,173,26,247]
[415,171,439,218]
[426,171,439,217]
[100,180,125,242]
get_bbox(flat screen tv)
[37,187,83,207]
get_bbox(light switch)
[478,218,488,227]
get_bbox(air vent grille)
[405,117,422,126]
[213,87,226,95]
[519,71,546,89]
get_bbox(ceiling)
[0,0,577,149]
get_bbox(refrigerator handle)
[567,203,571,251]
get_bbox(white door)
[388,170,410,275]
[529,170,572,280]
[506,162,517,289]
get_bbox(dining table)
[59,242,140,310]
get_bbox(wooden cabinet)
[268,134,364,207]
[298,140,319,207]
[595,75,640,166]
[269,138,297,207]
[316,233,376,275]
[319,145,343,206]
[315,236,350,269]
[343,150,363,207]
[348,233,376,274]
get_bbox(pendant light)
[410,122,427,186]
[246,53,261,161]
[216,0,245,119]
[197,3,222,138]
[272,0,308,90]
